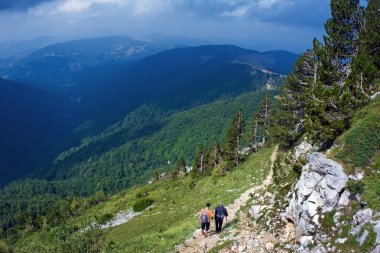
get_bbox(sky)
[0,0,331,53]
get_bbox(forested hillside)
[0,45,297,187]
[0,78,80,185]
[0,42,297,244]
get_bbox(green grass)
[332,96,380,172]
[329,96,380,210]
[14,147,274,253]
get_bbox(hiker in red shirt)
[197,203,214,237]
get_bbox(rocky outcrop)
[285,152,348,239]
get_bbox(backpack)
[201,210,208,223]
[216,207,225,219]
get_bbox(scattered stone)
[249,205,261,220]
[295,141,313,159]
[357,230,369,246]
[335,237,348,244]
[316,233,328,243]
[300,235,314,247]
[371,244,380,253]
[374,221,380,244]
[338,190,350,207]
[353,208,373,225]
[311,245,327,253]
[265,242,274,251]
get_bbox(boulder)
[249,205,261,220]
[374,221,380,244]
[284,152,348,238]
[335,237,348,244]
[371,244,380,253]
[300,236,314,247]
[295,141,313,159]
[265,242,274,251]
[338,190,350,207]
[353,209,373,225]
[357,230,369,246]
[311,245,327,253]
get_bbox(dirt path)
[175,146,278,253]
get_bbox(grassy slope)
[330,96,380,209]
[15,147,274,253]
[325,97,380,252]
[45,90,276,193]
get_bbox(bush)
[348,180,365,195]
[0,240,13,253]
[322,210,335,230]
[132,198,154,212]
[95,213,113,224]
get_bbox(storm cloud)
[0,0,331,53]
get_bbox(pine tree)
[175,155,187,178]
[250,116,259,151]
[273,47,319,147]
[209,143,222,170]
[348,0,380,103]
[226,109,245,165]
[192,144,205,174]
[258,95,272,145]
[324,0,363,85]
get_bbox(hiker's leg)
[214,219,218,232]
[201,223,207,236]
[205,222,210,234]
[216,219,222,232]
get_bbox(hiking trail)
[175,146,278,253]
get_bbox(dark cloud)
[0,0,54,11]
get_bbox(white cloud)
[57,0,93,12]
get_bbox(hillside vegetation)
[12,147,274,252]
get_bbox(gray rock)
[265,242,274,251]
[349,172,364,181]
[334,211,342,223]
[371,244,380,253]
[353,208,373,225]
[300,236,314,247]
[316,233,328,243]
[295,141,313,159]
[249,205,261,220]
[335,237,348,244]
[357,230,369,246]
[338,190,350,207]
[285,152,348,238]
[311,245,327,253]
[374,221,380,244]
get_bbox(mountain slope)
[0,78,80,185]
[0,45,296,185]
[68,45,297,134]
[12,147,275,253]
[0,36,173,89]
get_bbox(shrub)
[322,210,336,230]
[347,180,365,195]
[0,240,13,253]
[95,213,113,224]
[132,198,154,212]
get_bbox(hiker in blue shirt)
[214,202,228,233]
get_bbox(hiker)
[214,202,228,233]
[197,203,214,237]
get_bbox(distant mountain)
[0,44,297,186]
[0,36,66,59]
[0,78,81,186]
[68,45,298,131]
[0,36,174,89]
